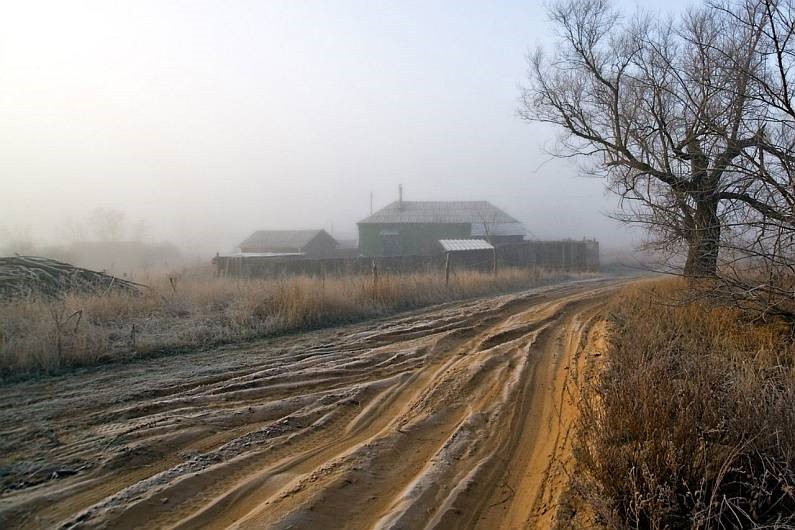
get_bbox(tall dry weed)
[574,279,795,529]
[0,266,580,379]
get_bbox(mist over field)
[2,2,795,528]
[1,0,689,258]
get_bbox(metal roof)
[438,239,494,252]
[358,201,522,225]
[470,222,527,237]
[238,230,336,250]
[335,239,359,249]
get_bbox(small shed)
[238,229,339,257]
[438,239,495,274]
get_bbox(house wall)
[302,234,340,258]
[358,223,470,257]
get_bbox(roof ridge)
[358,200,522,225]
[238,229,333,249]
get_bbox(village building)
[357,200,526,257]
[237,229,339,258]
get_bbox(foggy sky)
[1,0,693,255]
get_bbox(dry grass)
[0,266,578,379]
[573,279,795,529]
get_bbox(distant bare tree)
[61,216,86,242]
[88,208,126,241]
[475,210,500,243]
[0,225,34,255]
[130,219,150,242]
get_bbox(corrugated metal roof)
[358,201,521,225]
[438,239,494,252]
[221,252,305,258]
[238,230,335,250]
[470,222,527,237]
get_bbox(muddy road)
[0,278,623,529]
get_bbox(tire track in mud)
[0,278,623,529]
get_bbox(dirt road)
[0,278,621,529]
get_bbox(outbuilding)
[237,229,339,258]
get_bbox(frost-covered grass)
[0,266,585,379]
[571,279,795,528]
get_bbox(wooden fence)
[213,239,599,279]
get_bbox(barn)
[357,200,526,257]
[237,229,339,257]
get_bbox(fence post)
[445,251,451,286]
[371,259,378,298]
[492,247,498,275]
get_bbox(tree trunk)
[684,197,720,278]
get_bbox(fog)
[1,0,691,258]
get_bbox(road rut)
[0,278,621,529]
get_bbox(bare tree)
[88,208,126,242]
[0,225,34,255]
[520,0,784,278]
[475,210,499,243]
[708,0,795,316]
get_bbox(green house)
[357,201,526,257]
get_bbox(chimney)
[398,184,403,210]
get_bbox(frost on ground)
[0,278,620,530]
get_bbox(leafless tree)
[88,208,126,242]
[521,0,795,315]
[708,0,795,316]
[475,210,499,243]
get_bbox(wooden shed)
[238,229,339,258]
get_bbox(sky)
[0,0,694,254]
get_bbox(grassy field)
[0,266,583,379]
[570,279,795,529]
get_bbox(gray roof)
[358,201,521,225]
[439,239,494,252]
[335,239,359,249]
[238,229,334,250]
[222,252,304,258]
[470,222,527,237]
